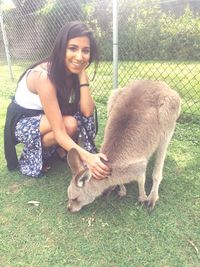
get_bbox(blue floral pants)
[15,112,97,177]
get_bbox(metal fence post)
[0,6,13,81]
[113,0,118,89]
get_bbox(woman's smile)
[65,36,90,74]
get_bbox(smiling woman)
[4,21,111,179]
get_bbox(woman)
[4,21,111,179]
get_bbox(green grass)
[0,62,200,266]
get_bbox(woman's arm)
[78,67,95,117]
[32,72,110,179]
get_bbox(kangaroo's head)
[67,148,97,212]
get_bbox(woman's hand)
[78,63,89,84]
[84,152,112,180]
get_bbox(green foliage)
[161,7,200,60]
[73,0,200,61]
[117,1,200,61]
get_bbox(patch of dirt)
[9,183,21,194]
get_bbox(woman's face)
[65,36,90,74]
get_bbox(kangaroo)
[67,80,181,213]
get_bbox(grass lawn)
[0,62,200,266]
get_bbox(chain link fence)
[0,0,200,122]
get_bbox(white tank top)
[15,69,43,110]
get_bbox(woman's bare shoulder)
[32,63,48,79]
[27,63,53,93]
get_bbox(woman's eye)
[83,49,90,54]
[68,47,77,52]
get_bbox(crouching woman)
[4,21,110,179]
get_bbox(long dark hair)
[18,21,99,114]
[47,21,99,114]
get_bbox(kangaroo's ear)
[75,168,92,188]
[67,148,84,175]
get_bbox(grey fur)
[67,80,181,212]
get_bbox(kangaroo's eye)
[71,197,79,202]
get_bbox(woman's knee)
[63,116,78,136]
[39,115,51,135]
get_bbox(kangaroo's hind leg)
[147,130,174,211]
[137,172,148,204]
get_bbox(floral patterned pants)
[15,112,98,177]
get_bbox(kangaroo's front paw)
[117,184,127,197]
[102,186,116,198]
